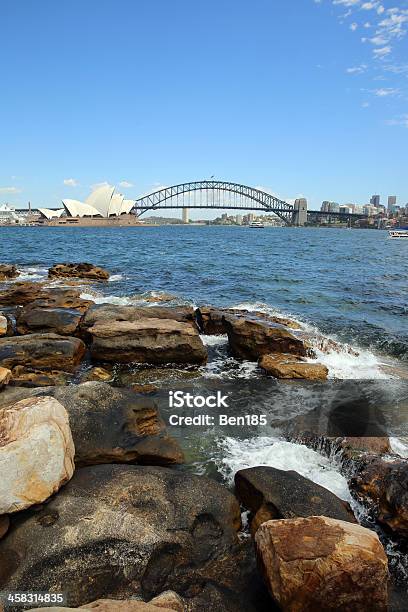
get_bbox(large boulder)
[49,262,110,281]
[0,382,184,467]
[88,319,207,365]
[259,354,328,380]
[0,465,257,609]
[255,516,388,611]
[0,283,93,311]
[351,458,408,537]
[0,333,86,372]
[235,467,355,534]
[0,264,19,281]
[222,315,308,360]
[0,396,75,514]
[80,304,196,338]
[16,306,84,335]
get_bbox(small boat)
[388,227,408,239]
[249,220,265,228]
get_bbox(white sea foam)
[13,266,48,281]
[308,344,390,380]
[217,435,352,502]
[230,302,391,380]
[108,274,123,282]
[80,291,132,305]
[201,334,228,347]
[390,437,408,458]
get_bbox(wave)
[216,435,352,502]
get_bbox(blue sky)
[1,0,407,215]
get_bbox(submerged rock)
[0,465,249,608]
[255,516,388,612]
[235,466,355,534]
[0,333,86,372]
[223,315,308,361]
[259,353,328,380]
[0,396,75,514]
[88,319,207,365]
[0,264,19,281]
[16,306,84,335]
[0,382,184,467]
[49,262,110,281]
[9,367,72,387]
[351,457,408,537]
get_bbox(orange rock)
[259,353,328,380]
[256,516,388,611]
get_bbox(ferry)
[249,220,265,228]
[388,227,408,239]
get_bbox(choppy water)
[2,225,408,361]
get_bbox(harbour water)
[2,225,408,363]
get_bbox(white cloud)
[333,0,360,6]
[373,87,399,96]
[0,186,21,194]
[350,22,359,30]
[372,45,391,57]
[361,2,376,9]
[370,34,388,45]
[118,180,134,188]
[346,63,367,73]
[361,101,370,107]
[63,178,79,187]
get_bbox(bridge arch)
[132,180,294,224]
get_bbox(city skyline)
[1,0,408,217]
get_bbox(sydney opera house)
[38,185,141,226]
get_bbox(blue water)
[1,225,408,361]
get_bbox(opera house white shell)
[59,185,136,218]
[38,208,65,220]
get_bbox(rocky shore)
[0,262,406,611]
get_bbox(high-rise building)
[388,196,396,211]
[370,195,380,207]
[294,198,307,226]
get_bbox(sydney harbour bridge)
[132,180,366,225]
[30,180,367,225]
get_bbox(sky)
[1,0,407,216]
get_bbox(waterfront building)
[370,195,380,207]
[339,205,352,214]
[363,205,378,216]
[49,185,136,219]
[0,203,24,224]
[293,198,307,226]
